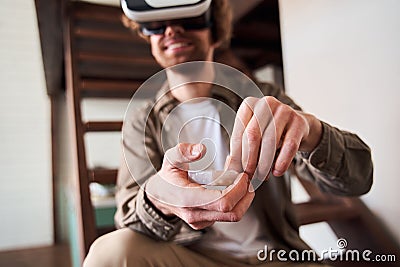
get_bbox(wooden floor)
[0,244,396,267]
[0,244,71,267]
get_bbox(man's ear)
[212,40,223,49]
[212,35,230,50]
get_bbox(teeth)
[168,42,188,50]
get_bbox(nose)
[164,24,184,36]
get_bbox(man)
[84,0,373,266]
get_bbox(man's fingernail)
[248,182,255,193]
[191,144,202,156]
[272,169,283,177]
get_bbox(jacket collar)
[152,80,241,118]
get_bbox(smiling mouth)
[165,42,192,51]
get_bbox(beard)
[157,48,211,69]
[152,34,214,69]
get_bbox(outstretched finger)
[255,120,276,182]
[242,98,273,176]
[229,97,258,172]
[272,125,303,176]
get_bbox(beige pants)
[84,228,329,267]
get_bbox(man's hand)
[146,143,255,230]
[228,96,323,180]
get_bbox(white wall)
[280,0,400,243]
[0,0,53,250]
[82,99,146,170]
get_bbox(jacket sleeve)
[295,121,373,196]
[114,102,184,241]
[259,82,373,196]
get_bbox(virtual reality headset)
[121,0,212,23]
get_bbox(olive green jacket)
[114,81,373,252]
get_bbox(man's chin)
[160,55,206,68]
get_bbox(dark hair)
[121,0,232,48]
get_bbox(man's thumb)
[165,143,206,167]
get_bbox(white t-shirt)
[166,98,267,258]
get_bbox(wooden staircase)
[63,1,161,261]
